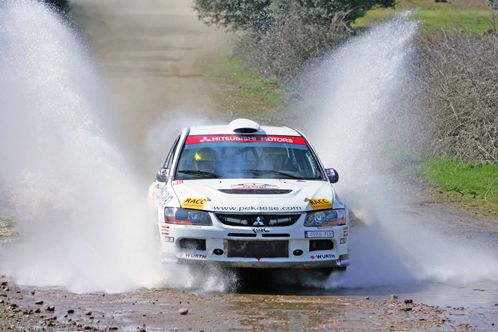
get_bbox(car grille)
[216,214,301,227]
[227,240,289,258]
[218,189,292,194]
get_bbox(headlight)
[164,207,212,226]
[304,209,347,227]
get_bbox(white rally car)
[151,119,349,271]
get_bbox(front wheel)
[310,266,347,281]
[335,266,347,273]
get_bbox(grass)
[354,0,496,34]
[226,56,284,108]
[422,158,498,215]
[195,47,286,122]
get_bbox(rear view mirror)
[156,168,169,183]
[325,168,339,183]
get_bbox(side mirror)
[325,168,339,183]
[156,168,169,183]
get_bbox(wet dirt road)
[3,201,497,330]
[0,279,466,331]
[70,0,232,172]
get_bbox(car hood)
[171,178,335,213]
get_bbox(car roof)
[188,125,301,136]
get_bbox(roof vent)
[229,118,260,134]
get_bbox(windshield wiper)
[177,169,218,178]
[241,169,302,179]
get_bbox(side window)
[163,135,181,169]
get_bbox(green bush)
[194,0,394,80]
[194,0,395,31]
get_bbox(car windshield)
[174,134,324,180]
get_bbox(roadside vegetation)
[193,0,498,216]
[418,31,497,164]
[227,56,284,108]
[355,0,496,34]
[194,0,394,80]
[422,159,498,216]
[194,48,286,122]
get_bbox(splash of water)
[0,0,168,293]
[0,0,236,294]
[301,13,498,288]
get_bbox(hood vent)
[218,189,292,195]
[229,118,260,133]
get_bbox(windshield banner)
[185,135,307,145]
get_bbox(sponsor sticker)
[212,205,302,212]
[340,237,347,244]
[305,230,334,238]
[309,254,335,260]
[308,198,332,210]
[161,225,169,235]
[231,183,278,190]
[182,198,208,210]
[163,236,174,243]
[178,252,207,260]
[185,135,308,145]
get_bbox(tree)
[193,0,273,31]
[193,0,395,80]
[193,0,395,31]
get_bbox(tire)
[315,267,335,276]
[335,266,347,273]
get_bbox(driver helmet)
[193,147,217,172]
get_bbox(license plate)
[305,230,334,238]
[227,240,289,258]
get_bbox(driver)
[193,147,217,174]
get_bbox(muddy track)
[1,277,472,331]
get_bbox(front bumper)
[158,214,349,269]
[175,257,350,269]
